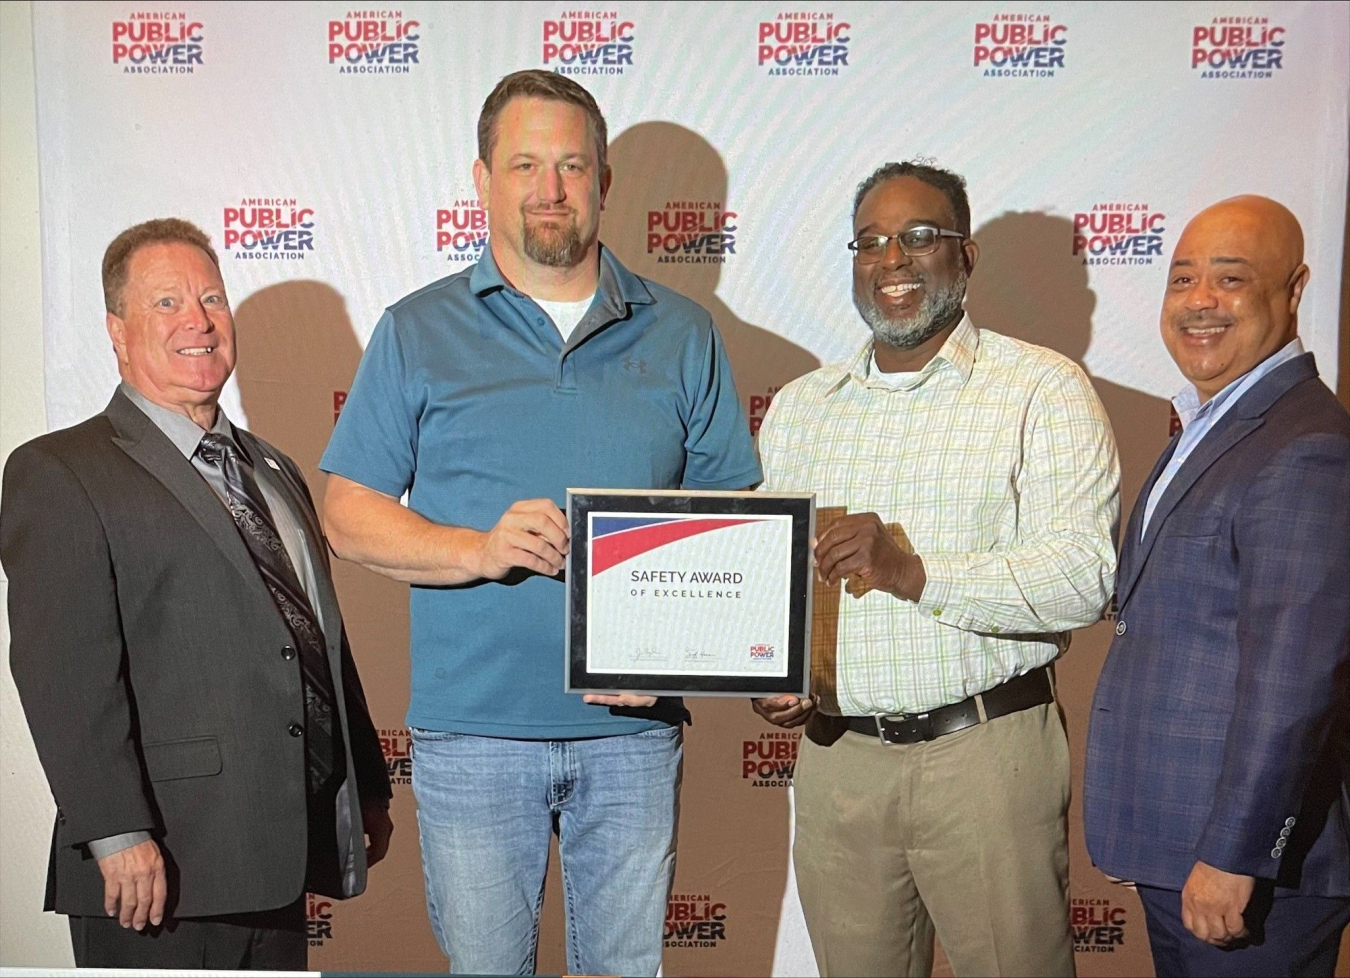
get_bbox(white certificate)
[565,490,813,697]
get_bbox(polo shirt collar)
[470,242,654,314]
[825,313,979,398]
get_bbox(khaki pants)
[793,702,1075,978]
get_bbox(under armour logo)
[622,357,648,375]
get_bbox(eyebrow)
[856,219,946,234]
[508,150,589,162]
[1169,256,1254,269]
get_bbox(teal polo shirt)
[320,245,761,738]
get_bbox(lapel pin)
[263,457,282,471]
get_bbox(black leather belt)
[842,666,1054,745]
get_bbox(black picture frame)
[565,489,814,697]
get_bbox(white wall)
[0,1,72,967]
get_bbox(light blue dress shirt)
[1141,338,1304,540]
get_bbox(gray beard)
[522,213,585,267]
[854,269,968,350]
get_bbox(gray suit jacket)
[1,390,391,918]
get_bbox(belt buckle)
[875,712,933,745]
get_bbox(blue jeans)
[411,725,682,976]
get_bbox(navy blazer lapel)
[104,391,271,602]
[1116,433,1179,605]
[1117,353,1319,608]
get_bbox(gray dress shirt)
[88,384,328,860]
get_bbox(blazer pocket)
[142,736,222,782]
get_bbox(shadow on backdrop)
[605,121,821,433]
[964,211,1173,532]
[604,122,813,977]
[233,282,432,970]
[965,212,1172,971]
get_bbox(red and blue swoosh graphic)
[590,516,761,575]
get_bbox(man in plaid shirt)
[753,162,1119,977]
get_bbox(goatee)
[853,269,968,351]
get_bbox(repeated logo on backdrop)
[665,894,729,949]
[112,11,203,73]
[380,726,412,786]
[542,10,635,75]
[328,9,421,73]
[742,730,798,787]
[747,387,780,438]
[1192,16,1285,79]
[1071,897,1129,953]
[758,12,851,76]
[308,893,335,946]
[1071,203,1166,267]
[973,13,1067,78]
[223,199,315,261]
[437,198,489,262]
[647,201,737,264]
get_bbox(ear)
[106,311,129,365]
[598,164,613,211]
[472,157,490,210]
[961,237,980,277]
[1287,263,1310,318]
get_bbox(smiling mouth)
[177,346,216,356]
[1179,323,1232,336]
[879,282,922,298]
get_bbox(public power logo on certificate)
[586,513,793,677]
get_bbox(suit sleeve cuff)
[86,830,152,860]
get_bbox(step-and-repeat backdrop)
[30,2,1349,975]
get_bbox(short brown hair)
[102,218,219,315]
[477,70,608,171]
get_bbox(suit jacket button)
[288,723,304,737]
[1285,817,1297,827]
[281,645,296,661]
[1271,847,1282,858]
[1115,620,1127,636]
[1279,826,1291,839]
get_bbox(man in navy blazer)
[1084,196,1350,976]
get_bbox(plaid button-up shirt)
[759,316,1120,715]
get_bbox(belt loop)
[974,693,988,723]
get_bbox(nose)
[1184,277,1219,310]
[537,165,565,204]
[878,237,913,270]
[183,297,215,331]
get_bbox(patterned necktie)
[196,432,346,794]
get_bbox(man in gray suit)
[1,218,392,969]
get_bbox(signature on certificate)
[683,648,719,661]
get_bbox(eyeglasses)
[847,225,965,262]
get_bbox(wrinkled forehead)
[493,96,596,161]
[854,177,955,233]
[1171,204,1296,275]
[1177,206,1269,266]
[127,241,224,288]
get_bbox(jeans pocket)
[409,728,465,760]
[633,722,682,740]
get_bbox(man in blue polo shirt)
[320,70,759,976]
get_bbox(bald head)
[1161,195,1309,402]
[1181,194,1304,277]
